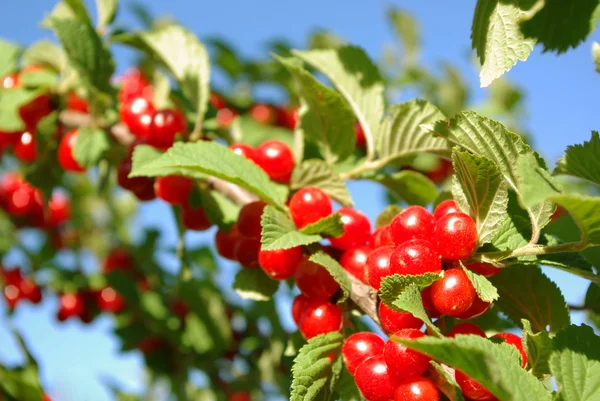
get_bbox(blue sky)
[0,1,599,400]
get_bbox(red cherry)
[372,225,395,248]
[329,208,372,251]
[19,94,52,127]
[433,200,459,221]
[148,109,187,149]
[2,73,19,89]
[19,278,42,304]
[97,287,125,313]
[117,160,155,200]
[421,287,442,319]
[354,122,366,149]
[390,206,434,245]
[340,246,372,282]
[455,371,497,401]
[120,97,155,138]
[448,322,485,337]
[215,225,241,261]
[379,302,423,334]
[216,107,238,127]
[42,393,52,401]
[48,191,71,226]
[3,284,22,310]
[466,262,502,278]
[254,140,295,183]
[342,332,385,375]
[13,130,37,162]
[6,182,43,217]
[230,143,256,162]
[354,354,396,401]
[154,175,193,205]
[258,246,303,280]
[229,392,251,401]
[233,237,261,268]
[384,329,431,381]
[104,248,134,274]
[137,336,164,354]
[181,203,212,231]
[434,212,478,261]
[394,376,440,401]
[426,159,453,183]
[298,299,343,339]
[237,201,266,239]
[58,130,85,172]
[366,246,396,291]
[276,106,299,130]
[294,256,339,299]
[67,92,89,113]
[209,92,227,110]
[289,187,332,228]
[430,268,476,316]
[291,293,312,325]
[389,239,442,276]
[2,268,23,285]
[58,293,85,320]
[455,295,492,320]
[249,103,277,125]
[118,68,153,104]
[492,333,527,368]
[171,299,189,318]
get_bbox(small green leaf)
[233,268,279,301]
[0,40,21,77]
[300,213,344,237]
[555,131,600,187]
[375,205,402,228]
[461,263,499,303]
[21,41,66,71]
[230,115,294,149]
[73,127,109,168]
[391,283,441,336]
[516,153,562,208]
[521,319,552,377]
[550,195,600,246]
[593,42,600,73]
[199,189,240,231]
[309,251,352,303]
[387,8,420,64]
[427,361,465,401]
[550,324,600,401]
[490,266,570,333]
[371,170,438,207]
[379,273,441,309]
[96,0,118,31]
[291,159,353,207]
[260,205,321,251]
[0,88,43,132]
[18,69,58,88]
[488,214,531,251]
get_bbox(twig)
[475,241,587,262]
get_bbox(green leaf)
[197,189,240,230]
[231,115,294,149]
[550,195,600,246]
[96,0,118,31]
[337,367,362,401]
[461,263,499,303]
[130,141,286,208]
[18,70,58,88]
[555,131,600,186]
[291,159,353,207]
[290,332,343,401]
[260,205,322,251]
[550,324,600,401]
[376,100,449,165]
[379,273,441,309]
[130,144,204,179]
[522,319,552,377]
[371,170,438,207]
[21,41,66,71]
[293,46,384,158]
[73,127,110,168]
[452,149,508,245]
[276,55,356,164]
[516,153,562,208]
[489,266,570,332]
[0,88,41,132]
[488,214,531,251]
[397,335,552,401]
[233,268,279,301]
[427,361,465,401]
[375,205,402,228]
[0,40,21,77]
[471,0,537,87]
[387,8,420,64]
[300,213,344,237]
[0,210,16,253]
[594,42,600,73]
[309,251,351,303]
[391,283,441,336]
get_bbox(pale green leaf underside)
[233,268,278,301]
[522,319,552,377]
[291,159,353,207]
[517,153,563,208]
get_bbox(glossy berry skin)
[342,332,385,375]
[48,192,70,226]
[216,107,238,127]
[117,160,155,199]
[298,299,343,339]
[433,200,459,221]
[455,296,492,320]
[14,130,37,162]
[421,286,442,319]
[19,94,52,128]
[354,354,396,401]
[233,237,261,268]
[384,329,431,381]
[354,122,366,149]
[181,204,212,231]
[148,109,187,149]
[154,175,194,205]
[58,130,85,172]
[276,106,299,130]
[390,206,434,245]
[19,278,42,304]
[366,246,396,291]
[492,333,527,368]
[3,284,21,310]
[118,68,152,104]
[6,182,42,217]
[57,293,85,321]
[394,376,440,401]
[466,262,502,277]
[230,143,256,162]
[103,248,134,274]
[430,268,476,316]
[379,302,423,334]
[448,322,485,337]
[294,256,339,299]
[120,97,156,138]
[237,201,267,239]
[258,246,303,280]
[254,140,295,183]
[372,225,394,248]
[434,212,478,261]
[67,92,89,113]
[455,371,497,401]
[249,103,277,125]
[215,225,241,261]
[291,294,312,325]
[340,246,372,282]
[426,159,453,183]
[97,287,125,313]
[329,208,372,251]
[289,187,332,228]
[389,239,442,276]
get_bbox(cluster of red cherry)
[1,267,42,310]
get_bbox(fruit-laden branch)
[58,110,382,327]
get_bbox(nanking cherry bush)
[0,1,599,401]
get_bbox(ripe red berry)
[420,286,442,319]
[181,203,212,231]
[147,109,187,149]
[19,94,52,127]
[258,246,303,280]
[57,293,85,320]
[298,299,343,339]
[137,336,164,354]
[2,268,23,285]
[170,299,189,318]
[249,103,277,125]
[254,140,295,184]
[492,333,527,368]
[448,322,485,337]
[120,97,156,138]
[216,107,238,127]
[3,283,22,309]
[19,277,42,304]
[366,246,396,291]
[379,302,423,334]
[97,287,125,313]
[215,225,241,261]
[291,293,312,325]
[329,208,372,251]
[67,92,89,113]
[372,225,394,248]
[354,354,396,401]
[154,175,194,205]
[340,246,372,282]
[104,248,134,274]
[434,212,478,261]
[276,106,299,130]
[390,206,434,245]
[294,256,339,299]
[117,160,155,200]
[394,376,440,401]
[229,391,251,401]
[430,268,476,316]
[455,295,492,320]
[233,237,261,268]
[426,159,453,183]
[209,92,227,109]
[433,199,459,221]
[58,130,85,172]
[289,187,332,228]
[48,191,70,226]
[354,122,366,149]
[455,371,497,401]
[118,68,153,104]
[384,329,431,381]
[13,130,37,162]
[342,332,385,375]
[466,262,502,277]
[6,182,42,217]
[237,201,267,239]
[2,73,19,89]
[389,239,441,276]
[230,143,256,162]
